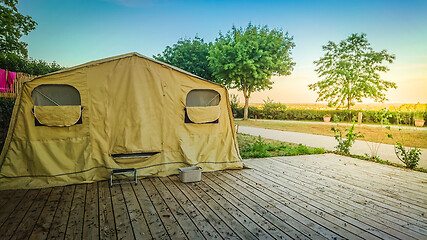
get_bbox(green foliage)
[154,36,213,80]
[209,23,295,119]
[331,122,363,154]
[309,33,396,110]
[386,126,421,169]
[237,133,324,159]
[0,98,15,150]
[262,98,287,119]
[0,0,37,57]
[373,108,392,126]
[229,93,240,116]
[234,107,425,126]
[0,53,64,75]
[245,136,271,158]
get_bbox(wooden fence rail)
[0,72,35,98]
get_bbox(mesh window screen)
[32,85,81,106]
[186,89,220,107]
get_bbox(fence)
[0,72,35,98]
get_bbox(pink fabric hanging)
[0,69,7,92]
[7,70,17,91]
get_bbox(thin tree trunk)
[243,86,250,120]
[244,95,249,120]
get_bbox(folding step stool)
[110,168,137,187]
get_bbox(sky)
[18,0,427,104]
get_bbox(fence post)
[357,112,363,125]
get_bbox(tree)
[209,23,295,120]
[154,36,213,80]
[0,0,37,57]
[309,33,396,110]
[0,53,63,75]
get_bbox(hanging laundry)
[7,70,17,91]
[0,69,7,92]
[0,69,17,92]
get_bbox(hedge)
[233,107,427,126]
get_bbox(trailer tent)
[0,53,243,190]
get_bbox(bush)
[261,98,287,119]
[0,98,15,150]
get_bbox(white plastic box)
[178,167,202,183]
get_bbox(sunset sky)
[19,0,427,103]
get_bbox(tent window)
[186,89,220,107]
[31,84,82,126]
[185,89,220,124]
[32,84,81,106]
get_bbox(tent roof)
[29,52,222,87]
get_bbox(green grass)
[237,133,324,159]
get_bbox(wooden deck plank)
[0,189,40,238]
[28,187,64,240]
[98,181,117,240]
[207,170,345,240]
[142,178,187,240]
[121,182,151,239]
[247,158,427,238]
[202,174,294,240]
[204,172,318,240]
[257,157,427,225]
[271,155,427,209]
[188,180,260,240]
[10,188,52,240]
[0,190,13,208]
[262,158,427,229]
[110,181,134,239]
[46,185,75,240]
[0,189,27,227]
[83,182,99,240]
[132,180,170,239]
[285,155,427,204]
[160,177,222,240]
[168,175,240,240]
[65,184,87,240]
[151,178,205,239]
[0,154,426,240]
[235,163,412,240]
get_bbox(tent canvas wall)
[0,53,243,190]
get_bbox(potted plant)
[414,112,425,127]
[323,114,331,122]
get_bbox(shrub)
[331,122,363,154]
[0,98,15,150]
[261,98,287,119]
[386,126,422,169]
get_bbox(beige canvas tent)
[0,52,243,190]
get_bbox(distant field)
[239,102,421,111]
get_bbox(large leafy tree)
[309,33,396,110]
[209,23,295,120]
[154,36,213,80]
[0,0,37,57]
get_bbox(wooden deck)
[0,153,426,239]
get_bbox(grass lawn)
[237,132,324,159]
[237,120,427,149]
